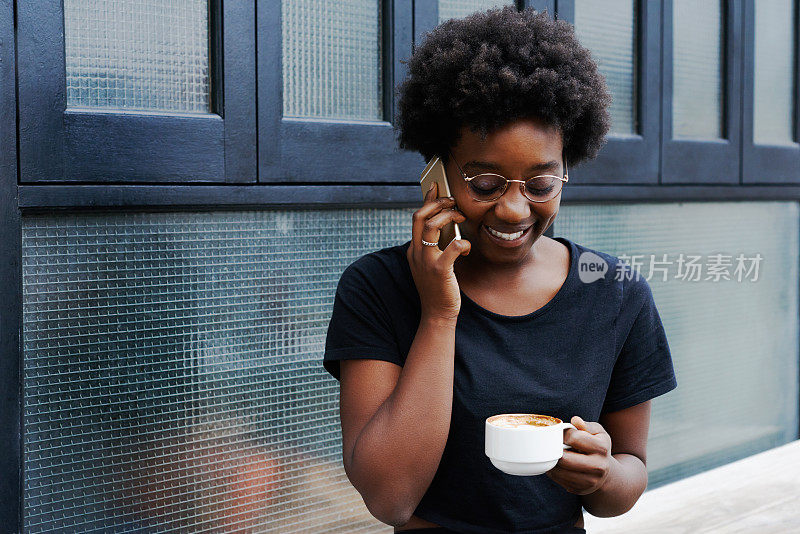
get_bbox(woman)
[323,7,677,533]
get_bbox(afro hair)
[395,6,612,167]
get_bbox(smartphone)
[420,157,462,251]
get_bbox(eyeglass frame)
[447,149,569,203]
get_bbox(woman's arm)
[581,401,650,517]
[582,400,650,516]
[339,315,458,526]
[580,452,648,517]
[546,400,651,517]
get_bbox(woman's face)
[445,117,564,274]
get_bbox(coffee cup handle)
[561,422,577,450]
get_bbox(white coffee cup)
[485,413,577,476]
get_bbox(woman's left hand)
[545,416,613,495]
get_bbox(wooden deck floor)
[582,440,800,533]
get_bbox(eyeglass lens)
[467,174,562,202]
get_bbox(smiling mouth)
[482,224,534,244]
[486,226,528,240]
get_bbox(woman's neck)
[454,237,548,288]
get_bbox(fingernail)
[428,183,435,192]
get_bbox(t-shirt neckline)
[458,236,579,322]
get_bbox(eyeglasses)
[448,149,568,203]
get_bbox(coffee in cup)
[485,413,576,476]
[487,414,561,428]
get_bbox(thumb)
[571,416,588,431]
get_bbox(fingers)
[570,416,606,436]
[547,465,598,494]
[423,207,466,243]
[563,426,611,457]
[440,229,471,263]
[423,209,467,260]
[571,416,588,431]
[411,182,458,251]
[555,450,609,475]
[411,182,437,251]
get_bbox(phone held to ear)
[420,157,462,251]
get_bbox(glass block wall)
[64,0,211,113]
[22,211,409,533]
[558,201,799,488]
[22,203,799,530]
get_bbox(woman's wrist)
[420,313,459,329]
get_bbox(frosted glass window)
[282,0,382,121]
[754,0,796,145]
[64,0,211,113]
[558,201,799,488]
[20,204,799,531]
[22,209,414,533]
[672,1,724,139]
[574,0,637,135]
[438,0,515,23]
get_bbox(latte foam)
[488,414,560,428]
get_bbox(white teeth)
[487,226,524,240]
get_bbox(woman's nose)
[493,183,532,220]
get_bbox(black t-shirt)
[323,236,677,534]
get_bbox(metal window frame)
[741,0,800,184]
[0,1,21,531]
[661,0,743,184]
[16,0,256,184]
[556,0,662,185]
[15,182,800,211]
[257,0,423,183]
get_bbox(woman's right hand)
[407,182,471,322]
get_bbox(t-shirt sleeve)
[602,274,678,414]
[323,259,404,382]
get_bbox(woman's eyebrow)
[463,160,561,172]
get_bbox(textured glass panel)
[282,0,382,121]
[64,0,210,113]
[438,0,515,23]
[558,202,799,489]
[672,0,724,139]
[22,210,416,533]
[754,0,796,145]
[22,205,798,531]
[574,0,637,135]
